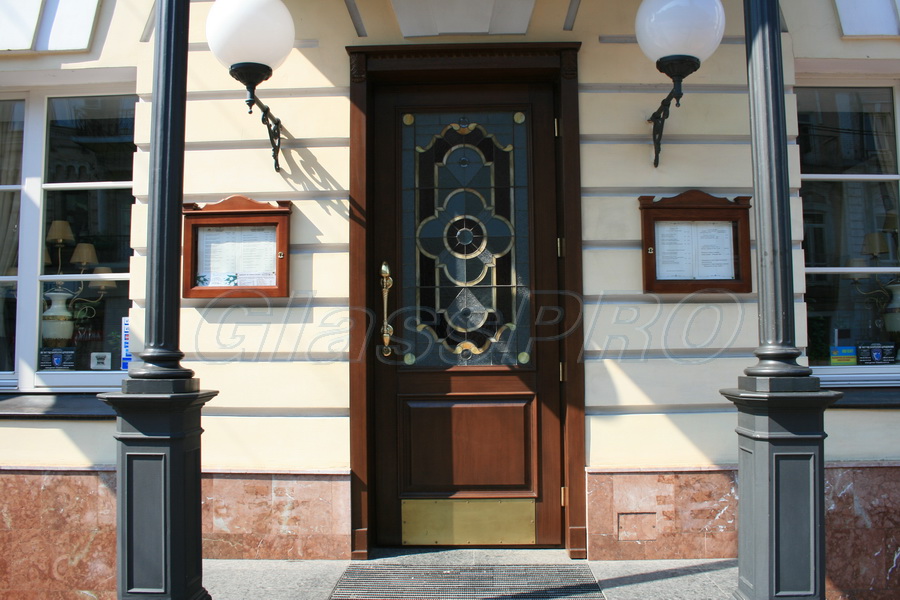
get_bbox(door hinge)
[557,237,565,258]
[561,487,567,507]
[554,117,559,137]
[559,362,566,382]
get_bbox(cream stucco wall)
[2,0,899,471]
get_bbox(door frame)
[347,43,586,559]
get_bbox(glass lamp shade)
[70,243,99,267]
[635,0,726,64]
[89,266,117,291]
[46,220,75,245]
[862,232,890,257]
[206,0,296,71]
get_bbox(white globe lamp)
[635,0,726,166]
[206,0,296,170]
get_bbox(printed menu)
[655,220,735,280]
[196,225,277,286]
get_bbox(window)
[799,86,900,382]
[0,90,136,391]
[833,0,900,37]
[0,100,23,375]
[0,0,102,52]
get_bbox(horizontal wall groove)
[291,243,349,254]
[582,240,642,250]
[579,83,751,94]
[0,465,354,475]
[581,135,797,146]
[133,191,350,202]
[200,468,351,476]
[134,297,350,310]
[135,138,350,152]
[581,187,758,197]
[202,407,349,418]
[586,461,900,474]
[186,40,320,53]
[581,134,753,145]
[598,35,746,45]
[179,295,350,308]
[586,403,736,416]
[130,244,349,256]
[138,87,351,103]
[581,293,765,304]
[586,464,737,473]
[583,241,797,251]
[582,348,758,361]
[183,352,349,362]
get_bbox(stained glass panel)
[400,112,530,367]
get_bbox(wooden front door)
[370,84,563,546]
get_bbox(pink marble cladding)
[824,466,900,600]
[0,470,351,596]
[0,470,117,596]
[201,473,352,560]
[587,466,900,600]
[586,470,738,561]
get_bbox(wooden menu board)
[639,190,752,293]
[182,195,291,298]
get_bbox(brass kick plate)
[401,499,536,545]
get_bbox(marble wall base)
[586,470,739,561]
[0,470,351,596]
[2,466,895,597]
[201,473,351,560]
[0,470,117,598]
[586,466,900,600]
[824,466,900,600]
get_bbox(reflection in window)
[799,88,900,366]
[40,280,129,371]
[38,95,136,372]
[0,100,24,372]
[46,96,136,183]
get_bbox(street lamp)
[635,0,725,166]
[207,0,295,171]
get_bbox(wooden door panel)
[371,84,562,546]
[401,396,538,493]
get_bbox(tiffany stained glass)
[400,111,530,367]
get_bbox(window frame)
[0,84,136,393]
[798,79,900,387]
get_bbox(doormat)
[329,564,606,600]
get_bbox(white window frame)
[0,83,136,393]
[798,79,900,387]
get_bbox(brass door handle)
[380,262,393,356]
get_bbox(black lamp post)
[206,0,295,171]
[99,0,218,598]
[635,0,726,167]
[719,1,842,599]
[99,0,294,597]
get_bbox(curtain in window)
[0,101,23,370]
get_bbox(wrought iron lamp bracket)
[230,62,285,172]
[249,93,283,172]
[647,55,700,168]
[648,86,681,168]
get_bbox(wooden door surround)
[347,43,586,559]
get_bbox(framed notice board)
[182,195,291,298]
[639,190,752,293]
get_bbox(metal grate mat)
[330,564,606,600]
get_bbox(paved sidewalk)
[203,550,738,600]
